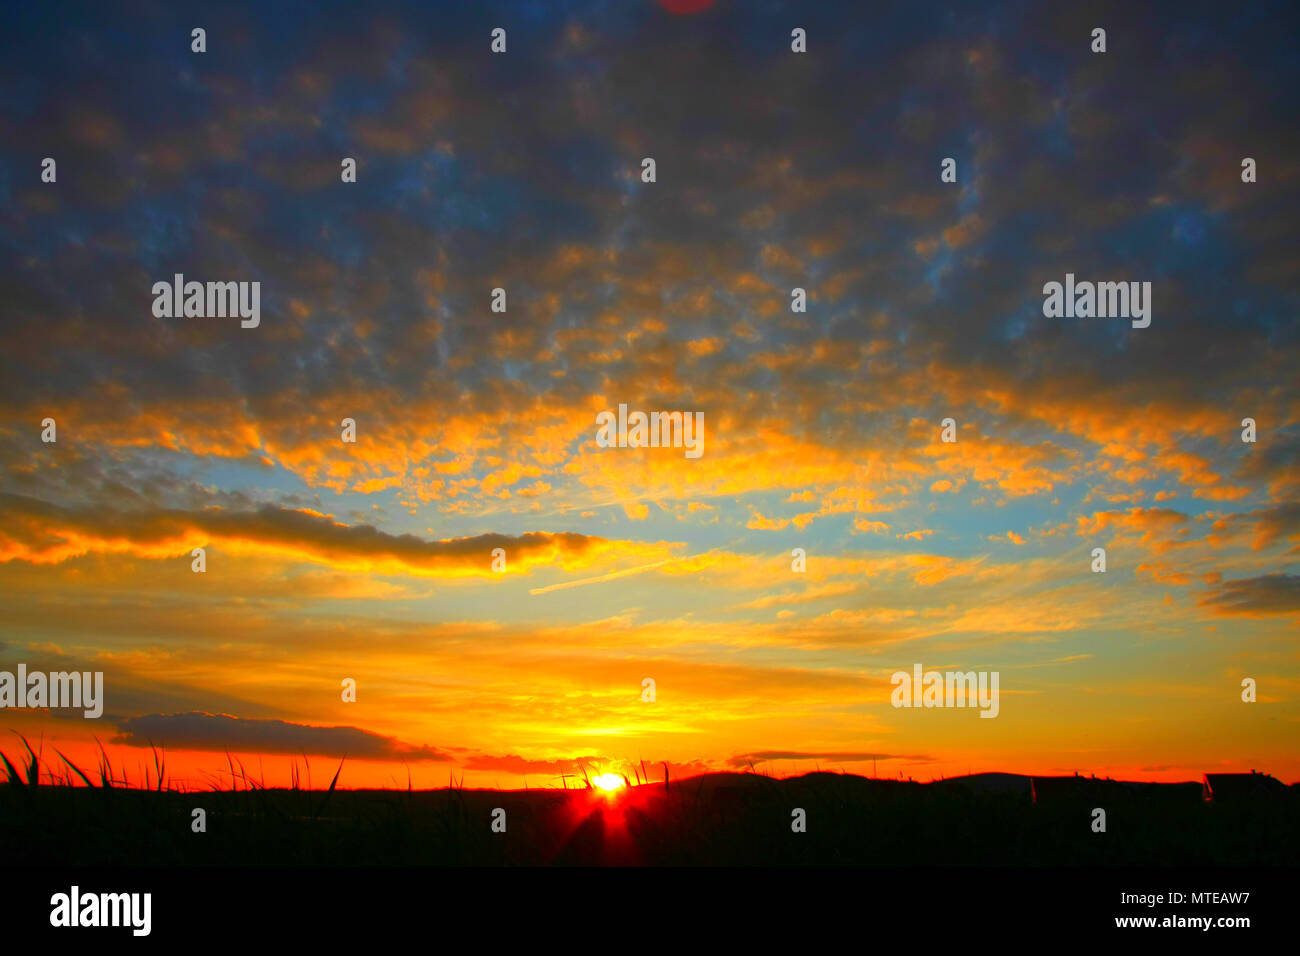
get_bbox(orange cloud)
[0,493,668,579]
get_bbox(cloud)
[1197,574,1300,618]
[0,493,665,577]
[459,753,600,775]
[1136,561,1194,586]
[989,530,1026,545]
[728,751,933,768]
[746,509,791,531]
[1,0,1298,786]
[853,519,890,535]
[111,712,452,761]
[1248,501,1300,551]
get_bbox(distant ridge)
[933,772,1033,796]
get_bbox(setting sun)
[592,774,625,792]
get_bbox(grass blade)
[54,749,96,789]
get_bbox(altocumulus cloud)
[112,712,452,761]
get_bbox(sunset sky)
[1,0,1297,790]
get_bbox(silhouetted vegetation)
[3,742,1296,866]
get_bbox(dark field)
[3,769,1297,866]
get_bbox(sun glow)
[592,773,625,792]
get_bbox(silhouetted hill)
[4,769,1297,865]
[933,772,1033,796]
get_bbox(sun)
[591,773,625,792]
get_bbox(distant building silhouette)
[1203,771,1285,802]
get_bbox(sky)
[0,0,1297,790]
